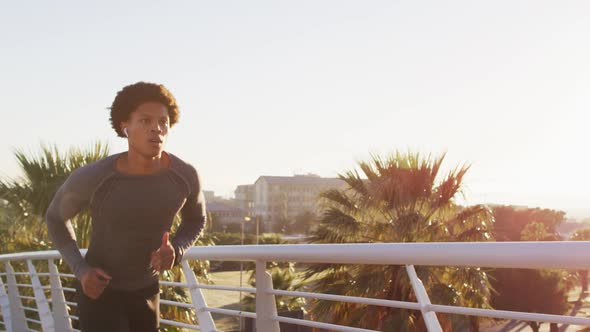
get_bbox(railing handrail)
[1,241,589,269]
[183,241,590,270]
[0,249,87,263]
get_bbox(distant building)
[206,201,248,231]
[234,184,254,211]
[203,190,225,203]
[251,174,346,229]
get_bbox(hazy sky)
[1,1,588,218]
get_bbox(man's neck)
[119,150,169,175]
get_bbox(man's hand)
[80,268,111,300]
[151,232,175,272]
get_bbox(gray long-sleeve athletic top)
[45,152,206,291]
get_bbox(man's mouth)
[149,138,163,144]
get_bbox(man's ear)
[120,121,128,137]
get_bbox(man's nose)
[151,123,163,133]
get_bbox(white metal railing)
[0,241,589,332]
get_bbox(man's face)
[122,102,170,158]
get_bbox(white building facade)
[251,174,346,225]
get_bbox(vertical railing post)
[182,260,217,332]
[0,274,13,332]
[255,260,280,332]
[406,265,442,332]
[5,262,27,331]
[27,260,54,331]
[48,260,72,332]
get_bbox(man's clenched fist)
[80,268,111,299]
[151,232,175,272]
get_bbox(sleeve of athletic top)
[171,166,207,266]
[45,167,92,280]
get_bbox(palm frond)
[307,150,494,329]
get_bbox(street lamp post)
[239,216,251,331]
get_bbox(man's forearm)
[59,241,91,279]
[171,216,205,265]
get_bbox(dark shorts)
[75,282,160,332]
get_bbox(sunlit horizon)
[1,1,588,219]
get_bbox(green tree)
[490,269,570,332]
[493,206,565,241]
[0,200,22,253]
[0,143,109,250]
[491,209,569,332]
[305,151,494,331]
[520,222,549,241]
[571,228,590,297]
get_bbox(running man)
[46,81,206,332]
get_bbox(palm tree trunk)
[582,270,588,295]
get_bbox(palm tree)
[304,151,494,331]
[0,142,109,250]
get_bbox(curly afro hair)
[109,82,180,137]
